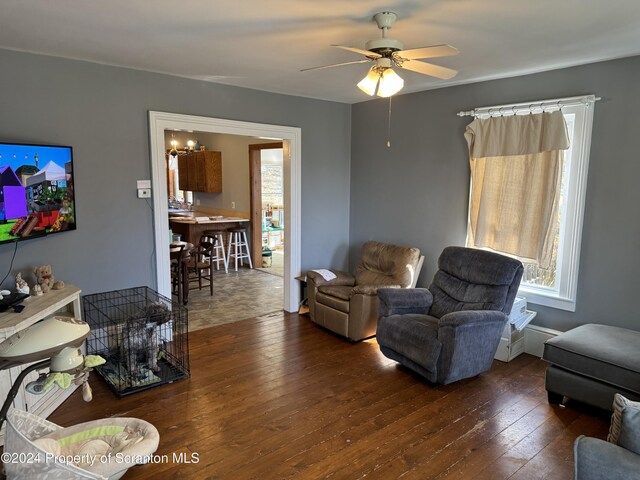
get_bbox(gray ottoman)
[543,324,640,411]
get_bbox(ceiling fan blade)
[400,59,458,80]
[300,59,372,72]
[332,45,381,59]
[397,44,459,60]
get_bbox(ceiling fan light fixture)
[357,67,380,96]
[302,10,459,101]
[376,68,404,97]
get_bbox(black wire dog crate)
[83,286,190,397]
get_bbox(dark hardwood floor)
[49,312,610,479]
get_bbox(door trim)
[148,111,302,312]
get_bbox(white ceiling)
[1,1,639,104]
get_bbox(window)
[466,97,595,311]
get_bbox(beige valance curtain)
[465,111,569,268]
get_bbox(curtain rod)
[457,94,601,118]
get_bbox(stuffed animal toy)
[33,265,56,293]
[33,265,54,293]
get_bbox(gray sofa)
[574,393,640,479]
[377,246,523,384]
[575,436,640,480]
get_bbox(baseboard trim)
[524,324,563,358]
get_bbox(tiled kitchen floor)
[186,267,283,331]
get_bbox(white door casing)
[148,111,302,312]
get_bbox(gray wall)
[0,49,351,294]
[350,55,640,332]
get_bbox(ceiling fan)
[302,11,459,97]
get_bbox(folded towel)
[311,269,337,282]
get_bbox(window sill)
[517,286,576,312]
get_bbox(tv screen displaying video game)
[0,142,76,245]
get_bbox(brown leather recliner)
[307,241,424,341]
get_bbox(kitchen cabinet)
[178,151,222,193]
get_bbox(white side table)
[0,285,82,444]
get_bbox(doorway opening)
[148,111,301,314]
[249,142,285,277]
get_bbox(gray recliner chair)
[307,241,424,341]
[377,246,523,384]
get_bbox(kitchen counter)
[168,208,194,217]
[170,216,249,225]
[170,216,249,244]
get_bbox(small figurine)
[16,272,30,295]
[32,284,43,296]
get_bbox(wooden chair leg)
[173,269,182,305]
[209,261,214,296]
[182,263,189,305]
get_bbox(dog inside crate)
[103,303,173,389]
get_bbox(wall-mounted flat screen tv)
[0,142,76,245]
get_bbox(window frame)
[466,97,595,312]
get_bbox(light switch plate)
[137,188,151,198]
[137,179,151,189]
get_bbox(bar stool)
[227,227,253,271]
[203,229,228,273]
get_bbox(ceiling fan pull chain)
[387,96,393,148]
